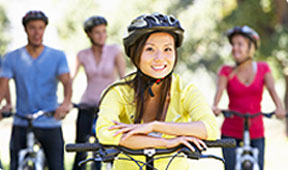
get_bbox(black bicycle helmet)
[227,25,260,49]
[22,10,48,27]
[123,12,184,57]
[84,16,107,33]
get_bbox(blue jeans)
[222,135,265,170]
[72,108,101,170]
[10,126,64,170]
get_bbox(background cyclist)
[96,12,219,170]
[71,15,125,170]
[0,10,72,170]
[212,25,286,170]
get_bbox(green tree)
[0,5,10,56]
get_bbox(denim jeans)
[222,135,265,170]
[72,108,101,170]
[10,126,64,170]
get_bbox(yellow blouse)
[96,73,219,170]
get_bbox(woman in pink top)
[212,26,285,170]
[71,16,126,170]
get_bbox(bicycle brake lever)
[222,110,233,118]
[200,154,225,163]
[264,112,274,118]
[180,147,202,160]
[1,112,12,118]
[78,158,95,166]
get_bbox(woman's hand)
[109,121,155,140]
[166,136,207,152]
[275,107,286,119]
[212,105,221,116]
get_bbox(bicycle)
[220,110,287,170]
[72,103,102,170]
[65,138,236,170]
[3,110,54,170]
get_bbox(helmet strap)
[235,57,252,67]
[138,70,173,97]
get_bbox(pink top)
[78,44,122,105]
[219,62,271,139]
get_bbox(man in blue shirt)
[0,11,72,170]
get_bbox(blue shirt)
[0,46,70,127]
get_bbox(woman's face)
[231,34,252,62]
[88,24,107,46]
[139,32,176,79]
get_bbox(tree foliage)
[55,0,288,78]
[0,5,10,56]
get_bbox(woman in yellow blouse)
[96,12,219,170]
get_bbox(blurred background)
[0,0,287,169]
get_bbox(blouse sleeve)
[76,50,84,65]
[218,65,232,77]
[183,84,220,140]
[96,87,124,145]
[0,53,14,78]
[259,62,271,74]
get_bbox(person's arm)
[0,78,10,120]
[4,85,11,105]
[54,73,72,120]
[71,55,81,81]
[264,72,286,118]
[212,75,227,116]
[0,78,9,104]
[111,84,219,141]
[1,85,12,112]
[115,51,126,78]
[112,121,208,140]
[119,134,206,151]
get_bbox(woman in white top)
[71,16,126,170]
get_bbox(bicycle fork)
[17,131,45,170]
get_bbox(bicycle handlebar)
[221,110,277,119]
[66,138,236,155]
[1,110,55,121]
[72,103,99,113]
[1,112,13,118]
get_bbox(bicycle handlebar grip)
[1,112,13,118]
[205,139,236,148]
[66,143,101,152]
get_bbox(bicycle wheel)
[242,160,253,170]
[22,165,36,170]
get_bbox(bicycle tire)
[242,160,253,170]
[22,165,36,170]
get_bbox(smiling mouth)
[151,65,167,71]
